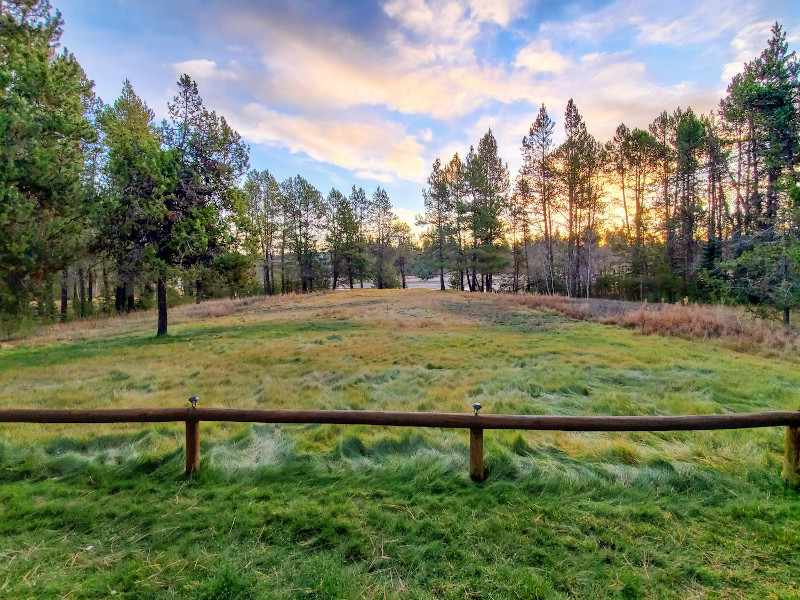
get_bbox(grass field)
[1,290,799,599]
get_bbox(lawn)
[1,290,799,598]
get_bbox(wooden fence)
[1,406,799,484]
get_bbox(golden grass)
[515,294,800,357]
[2,289,799,471]
[3,290,800,599]
[8,290,491,349]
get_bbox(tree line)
[417,22,800,324]
[1,1,799,337]
[236,173,415,296]
[0,0,417,337]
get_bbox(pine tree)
[673,107,706,282]
[420,159,455,290]
[241,169,282,294]
[649,111,677,271]
[368,187,397,289]
[722,23,800,234]
[283,176,325,293]
[465,129,509,291]
[556,99,594,296]
[325,188,348,290]
[349,186,370,287]
[608,124,633,241]
[100,76,248,336]
[0,0,95,316]
[393,222,415,289]
[522,104,557,294]
[332,191,361,290]
[444,154,469,290]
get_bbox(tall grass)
[1,427,798,599]
[2,290,800,598]
[516,294,800,356]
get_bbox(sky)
[56,0,800,227]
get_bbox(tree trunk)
[157,277,168,336]
[264,253,272,296]
[78,267,86,317]
[280,246,286,294]
[126,286,135,312]
[115,284,125,313]
[621,175,630,240]
[784,307,790,327]
[195,279,202,304]
[60,269,68,321]
[439,267,445,291]
[102,267,110,313]
[43,275,55,320]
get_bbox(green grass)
[1,290,799,598]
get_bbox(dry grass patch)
[515,294,800,357]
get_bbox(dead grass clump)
[516,294,800,357]
[617,304,800,353]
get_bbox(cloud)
[418,128,434,142]
[382,0,527,56]
[158,0,791,197]
[514,39,571,73]
[393,207,425,234]
[216,3,542,121]
[635,0,760,46]
[227,103,426,182]
[354,170,396,183]
[539,0,761,47]
[172,58,238,80]
[468,0,527,27]
[721,20,774,83]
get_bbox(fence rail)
[1,407,799,483]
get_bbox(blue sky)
[57,0,799,226]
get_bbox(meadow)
[1,290,799,599]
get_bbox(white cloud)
[540,0,761,47]
[354,170,396,183]
[418,128,434,142]
[172,58,238,80]
[721,21,774,83]
[468,0,528,27]
[214,13,525,120]
[227,103,426,183]
[394,207,425,234]
[382,0,527,53]
[636,0,759,46]
[514,39,571,73]
[162,0,789,196]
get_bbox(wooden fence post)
[783,426,800,486]
[186,419,200,475]
[470,428,484,481]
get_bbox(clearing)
[0,290,799,599]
